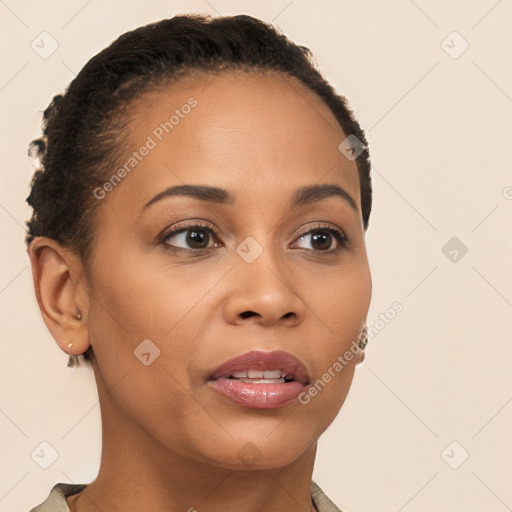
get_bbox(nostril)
[240,311,258,318]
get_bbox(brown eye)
[161,223,221,251]
[293,225,348,252]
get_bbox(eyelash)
[160,221,349,254]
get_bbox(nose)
[223,242,306,327]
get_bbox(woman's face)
[84,71,371,469]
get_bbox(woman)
[25,13,372,512]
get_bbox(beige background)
[1,1,511,511]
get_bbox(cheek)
[87,248,228,389]
[304,256,371,338]
[86,255,211,445]
[297,259,370,407]
[90,247,209,338]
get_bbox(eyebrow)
[142,183,358,212]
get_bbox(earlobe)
[27,237,90,356]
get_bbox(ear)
[27,237,90,357]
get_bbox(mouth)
[208,350,310,409]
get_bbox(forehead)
[96,71,361,216]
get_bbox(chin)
[197,434,314,471]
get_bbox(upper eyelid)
[163,220,344,236]
[161,221,347,247]
[163,221,220,238]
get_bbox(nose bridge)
[237,231,288,293]
[225,229,304,325]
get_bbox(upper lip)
[209,350,310,385]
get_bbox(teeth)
[230,370,288,379]
[235,378,286,383]
[263,370,283,379]
[231,371,248,379]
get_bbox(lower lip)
[209,378,306,409]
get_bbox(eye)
[161,222,221,251]
[159,221,348,254]
[292,224,348,252]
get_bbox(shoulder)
[311,480,345,512]
[28,483,88,512]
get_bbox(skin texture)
[28,71,372,512]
